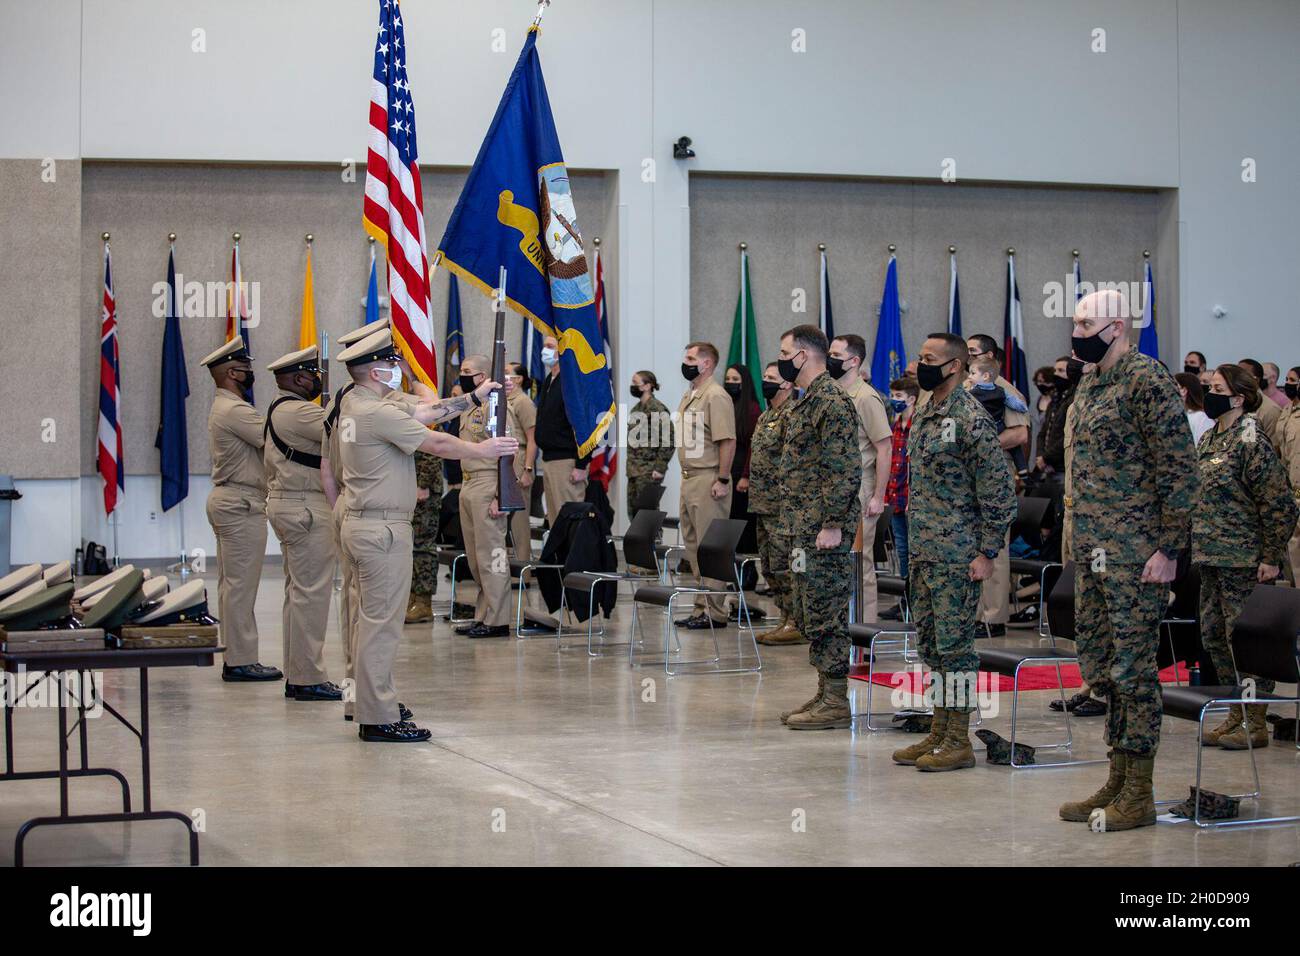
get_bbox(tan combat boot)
[1091,755,1156,831]
[1201,705,1243,746]
[1059,751,1128,821]
[779,672,824,724]
[758,616,807,645]
[1218,704,1269,750]
[786,677,853,730]
[892,708,948,765]
[404,594,433,624]
[916,708,976,771]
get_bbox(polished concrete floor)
[3,566,1298,867]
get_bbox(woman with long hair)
[725,363,762,576]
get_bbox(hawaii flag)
[97,241,125,516]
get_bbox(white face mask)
[376,365,402,391]
[541,347,558,368]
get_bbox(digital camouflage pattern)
[1192,412,1296,568]
[1075,559,1166,756]
[1066,347,1197,564]
[906,384,1016,564]
[1199,564,1275,693]
[779,371,861,678]
[748,400,791,518]
[756,523,791,618]
[911,561,982,712]
[625,394,675,515]
[411,451,442,597]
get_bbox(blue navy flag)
[819,248,835,342]
[1137,259,1159,360]
[364,242,381,328]
[870,255,905,388]
[442,274,464,397]
[155,248,189,511]
[1002,254,1029,398]
[948,251,962,337]
[436,27,614,457]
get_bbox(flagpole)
[532,0,551,28]
[818,243,827,335]
[738,242,747,363]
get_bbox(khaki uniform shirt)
[1276,403,1300,492]
[461,393,525,477]
[676,377,736,473]
[209,389,267,492]
[507,390,537,479]
[265,388,325,495]
[1256,393,1283,445]
[338,387,430,515]
[841,376,892,489]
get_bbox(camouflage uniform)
[626,395,675,516]
[410,451,442,597]
[749,398,793,618]
[1275,403,1300,582]
[780,372,861,678]
[1193,413,1297,693]
[907,385,1016,712]
[1066,347,1197,756]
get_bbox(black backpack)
[82,541,111,575]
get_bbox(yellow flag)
[299,247,317,351]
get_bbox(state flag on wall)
[1137,258,1159,360]
[1003,253,1029,398]
[819,247,835,343]
[98,241,125,516]
[728,246,763,408]
[442,273,464,398]
[948,250,962,337]
[155,246,189,511]
[871,254,905,388]
[587,245,617,491]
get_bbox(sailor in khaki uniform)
[455,354,526,637]
[264,345,343,702]
[675,341,737,627]
[504,362,538,561]
[829,334,893,623]
[336,329,515,742]
[201,337,281,682]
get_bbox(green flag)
[727,249,765,409]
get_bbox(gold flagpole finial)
[818,243,826,252]
[948,245,956,254]
[233,232,241,243]
[738,242,747,252]
[888,244,896,254]
[168,232,177,243]
[102,232,110,242]
[305,233,314,244]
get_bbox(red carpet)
[849,661,1190,693]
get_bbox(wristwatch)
[980,548,999,560]
[717,476,731,485]
[1159,547,1180,561]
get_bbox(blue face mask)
[890,398,908,413]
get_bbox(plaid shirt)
[884,412,913,512]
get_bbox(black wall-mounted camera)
[673,136,695,160]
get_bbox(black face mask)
[630,385,644,400]
[1285,382,1299,401]
[827,356,849,379]
[1183,364,1200,375]
[723,382,743,399]
[916,359,953,392]
[1065,358,1086,385]
[777,354,801,383]
[761,381,781,401]
[1035,380,1053,395]
[303,374,323,401]
[231,368,255,389]
[1071,324,1115,365]
[1053,373,1071,390]
[681,363,700,382]
[1203,392,1237,420]
[459,374,479,395]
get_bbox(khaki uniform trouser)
[510,501,532,562]
[332,501,358,716]
[341,515,412,726]
[460,473,512,627]
[859,476,880,623]
[680,467,732,621]
[1287,519,1300,586]
[978,530,1013,625]
[206,484,267,667]
[541,457,586,527]
[267,493,334,686]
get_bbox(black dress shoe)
[683,615,726,630]
[452,602,476,618]
[358,720,432,743]
[464,623,510,638]
[223,663,284,682]
[288,681,344,701]
[454,621,483,635]
[674,613,707,628]
[1007,605,1039,628]
[1073,696,1107,717]
[345,701,412,722]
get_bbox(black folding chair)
[628,518,760,675]
[1008,495,1058,636]
[1157,584,1300,828]
[559,509,665,655]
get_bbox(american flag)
[97,241,125,516]
[362,0,436,389]
[587,246,617,491]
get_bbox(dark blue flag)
[155,249,189,511]
[1137,259,1159,360]
[819,249,835,342]
[442,274,464,397]
[871,256,905,388]
[948,252,962,337]
[436,27,614,457]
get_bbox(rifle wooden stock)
[491,308,526,512]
